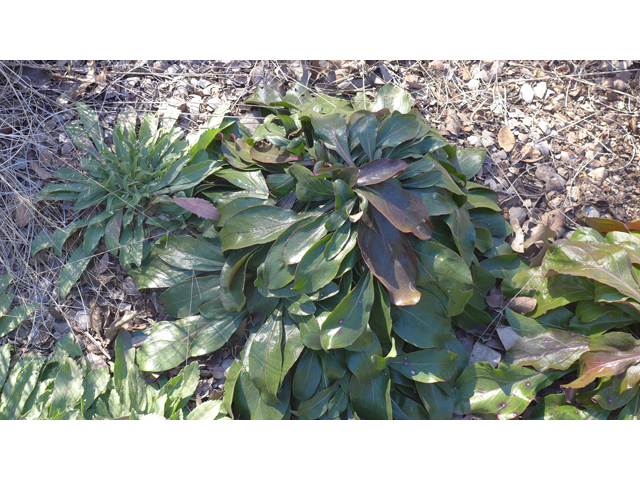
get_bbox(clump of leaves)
[491,221,640,419]
[31,103,230,298]
[0,275,38,340]
[0,330,228,420]
[133,84,519,419]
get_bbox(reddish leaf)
[563,332,640,389]
[583,217,629,234]
[626,219,640,231]
[357,206,421,306]
[357,182,432,240]
[250,144,304,164]
[355,158,408,187]
[158,198,219,220]
[506,329,590,372]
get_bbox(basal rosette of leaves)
[497,220,640,420]
[0,330,228,420]
[133,84,519,420]
[0,275,39,341]
[31,102,236,299]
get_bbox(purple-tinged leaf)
[355,158,408,187]
[357,206,421,306]
[357,182,432,241]
[563,332,640,389]
[543,240,640,304]
[156,198,219,220]
[350,114,377,162]
[626,219,640,231]
[250,144,304,164]
[506,329,590,372]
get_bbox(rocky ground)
[1,59,639,404]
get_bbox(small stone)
[468,135,480,146]
[613,79,627,91]
[547,174,566,192]
[497,327,521,351]
[221,358,234,371]
[567,186,580,202]
[523,116,533,127]
[74,309,90,331]
[508,207,527,227]
[584,206,600,218]
[467,79,480,90]
[239,111,261,134]
[534,141,551,156]
[469,342,501,367]
[588,167,606,184]
[212,365,226,380]
[53,321,70,335]
[535,165,556,183]
[538,121,551,135]
[521,83,535,103]
[534,82,548,99]
[153,60,169,72]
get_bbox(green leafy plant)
[0,275,38,340]
[487,220,640,419]
[0,330,228,420]
[31,103,232,298]
[132,84,519,419]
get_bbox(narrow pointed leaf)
[247,308,284,403]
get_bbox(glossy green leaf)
[449,148,485,179]
[506,307,573,337]
[154,234,225,271]
[233,367,289,420]
[247,307,284,403]
[292,349,322,401]
[219,249,254,312]
[349,368,392,420]
[130,255,193,290]
[294,382,338,420]
[370,84,411,114]
[453,362,563,419]
[391,289,454,349]
[391,391,430,420]
[405,187,457,217]
[50,357,84,417]
[0,302,39,338]
[216,168,269,196]
[417,383,453,420]
[376,114,421,149]
[311,113,353,165]
[350,113,377,162]
[320,272,374,350]
[160,275,220,319]
[82,367,110,410]
[530,394,607,420]
[0,356,45,419]
[220,205,309,251]
[480,254,530,281]
[288,164,335,201]
[282,215,328,265]
[388,349,458,384]
[186,399,228,420]
[136,313,244,372]
[444,208,476,265]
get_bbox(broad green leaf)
[82,367,110,410]
[222,359,242,416]
[282,215,328,265]
[293,230,357,295]
[349,368,393,419]
[130,255,193,290]
[0,356,45,419]
[220,205,309,251]
[136,313,244,372]
[444,208,476,265]
[375,114,420,149]
[319,349,347,379]
[247,307,284,404]
[50,357,84,417]
[293,349,322,401]
[470,209,513,238]
[405,187,457,216]
[568,300,640,336]
[220,249,255,312]
[311,113,353,165]
[388,349,458,384]
[358,206,421,306]
[0,343,11,391]
[280,316,304,384]
[154,234,225,272]
[480,254,530,281]
[233,368,289,420]
[357,182,432,240]
[391,289,454,349]
[417,383,453,420]
[160,275,220,319]
[157,361,201,418]
[288,165,335,202]
[505,307,573,337]
[449,148,485,179]
[30,232,54,256]
[250,144,303,164]
[294,382,339,420]
[324,220,352,261]
[216,168,269,196]
[370,84,411,114]
[320,272,374,350]
[186,399,228,420]
[391,391,430,420]
[570,227,605,243]
[350,114,377,162]
[453,362,563,419]
[530,394,607,420]
[0,302,39,338]
[505,329,590,371]
[563,332,640,389]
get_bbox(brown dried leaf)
[14,200,31,227]
[156,197,219,220]
[523,209,564,266]
[29,161,52,180]
[498,125,516,152]
[486,293,504,309]
[509,297,537,314]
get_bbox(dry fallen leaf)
[509,297,537,314]
[523,209,564,266]
[498,125,516,152]
[29,160,52,180]
[155,197,219,220]
[486,294,504,309]
[14,200,31,227]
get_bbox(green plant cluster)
[0,330,228,420]
[31,103,233,298]
[0,275,39,341]
[127,84,522,419]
